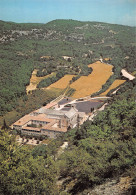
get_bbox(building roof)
[14,113,54,126]
[78,112,87,118]
[22,126,41,132]
[38,107,78,119]
[41,109,65,116]
[13,110,68,133]
[41,120,67,132]
[42,121,67,133]
[13,102,83,134]
[14,114,32,126]
[64,107,77,118]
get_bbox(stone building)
[12,106,87,138]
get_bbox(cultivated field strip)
[48,75,75,89]
[26,69,53,93]
[70,61,113,98]
[100,79,126,96]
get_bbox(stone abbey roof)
[38,107,78,119]
[13,102,86,134]
[13,107,76,133]
[13,114,54,126]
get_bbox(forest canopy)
[0,20,136,116]
[0,79,136,194]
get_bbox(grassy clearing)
[100,80,126,96]
[0,110,19,128]
[47,75,75,89]
[26,69,54,93]
[70,61,113,98]
[0,88,62,126]
[132,71,136,76]
[44,87,63,94]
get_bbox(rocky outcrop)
[88,176,136,195]
[0,29,60,42]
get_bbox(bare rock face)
[0,29,60,43]
[88,177,136,195]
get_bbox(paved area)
[55,96,106,116]
[58,97,73,105]
[75,101,102,113]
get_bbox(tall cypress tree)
[1,119,9,130]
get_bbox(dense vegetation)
[0,88,62,126]
[0,20,136,193]
[37,69,66,88]
[0,78,136,194]
[55,82,136,193]
[0,129,57,195]
[0,19,136,116]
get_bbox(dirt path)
[55,142,68,160]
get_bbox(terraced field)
[47,75,75,89]
[100,79,126,96]
[27,62,113,98]
[70,61,113,98]
[26,69,53,93]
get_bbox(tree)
[0,129,57,195]
[1,119,9,130]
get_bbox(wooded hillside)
[0,19,136,116]
[0,79,135,194]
